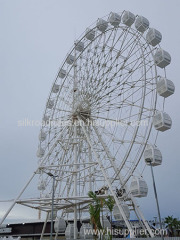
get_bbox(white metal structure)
[0,10,175,239]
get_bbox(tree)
[88,191,102,233]
[88,191,116,240]
[165,215,180,236]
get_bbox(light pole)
[46,172,57,240]
[148,161,164,240]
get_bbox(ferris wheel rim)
[37,11,169,205]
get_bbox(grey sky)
[0,0,180,222]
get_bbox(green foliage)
[105,195,115,212]
[88,191,115,240]
[88,191,102,231]
[165,215,180,236]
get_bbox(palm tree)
[88,191,116,239]
[165,215,180,236]
[88,191,102,232]
[105,196,115,240]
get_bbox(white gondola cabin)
[39,131,46,142]
[144,145,162,166]
[154,49,171,68]
[86,28,95,41]
[36,147,45,158]
[122,11,135,27]
[146,28,162,46]
[43,115,49,122]
[66,54,75,65]
[52,84,60,93]
[135,16,149,33]
[153,111,172,132]
[54,218,66,233]
[37,180,46,191]
[75,41,84,52]
[65,224,77,239]
[58,69,66,78]
[113,204,130,221]
[97,18,108,32]
[46,99,54,109]
[109,12,121,27]
[80,224,93,239]
[130,177,148,197]
[156,77,175,98]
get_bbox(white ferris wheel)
[1,10,175,238]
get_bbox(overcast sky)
[0,0,180,223]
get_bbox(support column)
[74,123,78,239]
[40,212,49,240]
[88,127,92,192]
[150,162,164,240]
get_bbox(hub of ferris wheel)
[72,100,91,122]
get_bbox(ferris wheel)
[1,10,175,238]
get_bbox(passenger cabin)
[146,28,162,46]
[66,54,75,65]
[43,115,50,122]
[153,111,172,132]
[144,145,162,166]
[135,16,149,33]
[58,69,66,78]
[37,180,46,191]
[122,11,135,27]
[154,49,171,68]
[80,224,93,239]
[130,177,148,198]
[96,18,108,32]
[36,147,45,158]
[113,204,130,221]
[86,28,95,41]
[109,12,121,27]
[75,41,84,52]
[54,218,66,233]
[52,84,60,93]
[46,99,54,109]
[65,224,78,239]
[39,131,46,142]
[156,77,175,98]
